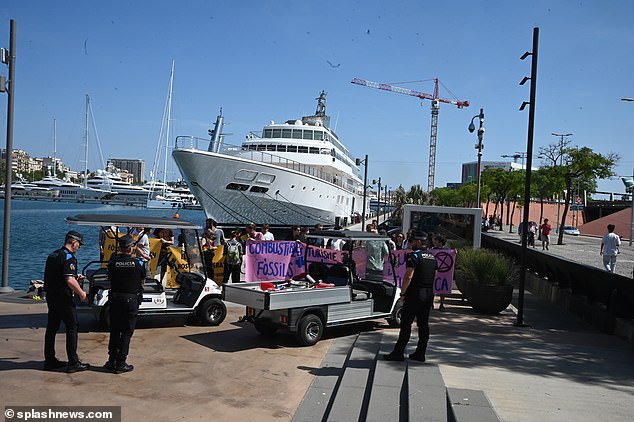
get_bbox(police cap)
[118,234,135,249]
[65,230,84,245]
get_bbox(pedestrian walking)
[43,230,90,372]
[104,235,146,373]
[384,232,437,362]
[540,218,552,250]
[600,224,621,273]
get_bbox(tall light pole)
[551,132,573,233]
[468,108,485,210]
[1,20,16,293]
[356,155,369,228]
[372,177,382,223]
[516,27,539,327]
[622,98,634,247]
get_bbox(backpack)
[225,240,241,265]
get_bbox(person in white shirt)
[261,224,275,241]
[600,224,621,273]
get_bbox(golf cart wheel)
[99,303,111,331]
[296,314,323,346]
[254,320,278,336]
[197,298,227,326]
[387,301,403,328]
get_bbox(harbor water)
[0,199,205,291]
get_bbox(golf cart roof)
[65,214,201,230]
[306,230,389,241]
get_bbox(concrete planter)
[465,281,513,314]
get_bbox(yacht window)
[264,129,273,138]
[250,186,269,193]
[266,144,276,151]
[255,173,275,184]
[292,129,303,139]
[314,131,323,140]
[272,129,282,138]
[282,129,292,138]
[287,146,297,152]
[309,147,319,154]
[226,183,250,191]
[276,145,286,152]
[256,144,266,151]
[298,146,308,153]
[303,130,313,140]
[247,144,257,151]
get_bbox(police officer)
[384,232,437,362]
[43,230,90,372]
[104,234,146,373]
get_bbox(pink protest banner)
[389,249,456,294]
[244,240,306,282]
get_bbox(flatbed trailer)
[223,230,403,346]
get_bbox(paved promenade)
[484,226,634,278]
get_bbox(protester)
[223,231,244,284]
[261,224,275,241]
[431,234,448,312]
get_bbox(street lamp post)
[372,177,382,223]
[356,155,369,228]
[1,20,16,293]
[622,98,634,247]
[468,108,485,210]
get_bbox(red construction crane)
[351,77,469,192]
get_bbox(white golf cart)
[66,214,226,329]
[222,230,403,346]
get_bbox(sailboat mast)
[83,95,89,188]
[52,118,57,178]
[163,60,174,194]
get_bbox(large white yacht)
[31,174,114,201]
[173,92,366,227]
[87,167,151,202]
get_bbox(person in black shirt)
[104,235,146,373]
[384,232,437,362]
[43,230,90,372]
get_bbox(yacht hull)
[173,149,360,227]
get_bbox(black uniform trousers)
[393,287,434,356]
[108,294,139,363]
[44,293,79,364]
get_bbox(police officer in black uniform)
[384,232,437,362]
[43,230,90,372]
[104,234,146,373]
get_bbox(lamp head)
[468,121,475,133]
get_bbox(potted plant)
[454,248,518,314]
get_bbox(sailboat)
[146,61,184,209]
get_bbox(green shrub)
[455,248,518,287]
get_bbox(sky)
[1,0,633,196]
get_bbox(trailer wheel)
[387,301,403,328]
[296,314,323,346]
[99,303,111,331]
[197,298,227,326]
[254,321,278,336]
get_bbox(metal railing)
[174,136,359,194]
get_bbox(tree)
[390,184,430,220]
[531,166,565,225]
[481,168,516,230]
[555,147,619,245]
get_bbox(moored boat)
[173,92,366,227]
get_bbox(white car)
[563,225,580,235]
